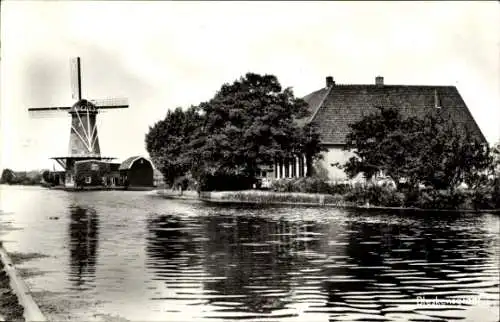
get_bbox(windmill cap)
[70,99,98,113]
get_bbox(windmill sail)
[91,97,129,109]
[27,57,129,178]
[70,57,82,101]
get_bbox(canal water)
[0,185,498,322]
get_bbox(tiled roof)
[295,87,331,127]
[302,84,486,145]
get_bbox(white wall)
[317,146,356,182]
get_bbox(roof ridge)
[331,84,455,88]
[308,86,333,123]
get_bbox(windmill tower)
[28,57,129,188]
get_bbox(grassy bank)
[156,177,500,212]
[196,189,500,212]
[199,190,352,207]
[0,243,25,322]
[156,189,199,200]
[268,177,500,211]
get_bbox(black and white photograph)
[0,1,499,321]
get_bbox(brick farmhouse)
[269,76,486,182]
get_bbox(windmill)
[28,57,129,188]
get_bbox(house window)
[434,89,442,109]
[91,164,99,171]
[85,176,92,184]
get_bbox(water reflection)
[146,214,201,271]
[322,214,497,320]
[145,210,499,321]
[2,185,496,321]
[203,216,298,314]
[68,204,99,290]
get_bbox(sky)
[1,1,499,171]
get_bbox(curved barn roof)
[119,156,152,170]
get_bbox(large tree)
[416,112,491,190]
[343,107,491,192]
[1,168,15,184]
[189,73,323,179]
[145,106,203,186]
[146,73,324,189]
[343,107,423,188]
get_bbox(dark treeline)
[0,168,47,185]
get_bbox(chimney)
[375,76,384,86]
[326,76,335,88]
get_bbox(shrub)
[270,178,296,193]
[471,186,493,209]
[207,190,348,205]
[330,183,350,195]
[270,177,350,195]
[295,177,331,193]
[494,178,500,208]
[324,194,346,205]
[404,188,469,210]
[470,178,500,210]
[434,190,468,209]
[405,189,432,209]
[344,184,404,207]
[199,173,255,191]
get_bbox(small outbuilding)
[74,160,120,187]
[119,156,154,188]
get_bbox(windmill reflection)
[68,205,99,289]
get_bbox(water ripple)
[0,186,498,322]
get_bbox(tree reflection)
[68,204,99,288]
[144,209,496,320]
[324,211,493,304]
[202,215,330,314]
[145,214,200,272]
